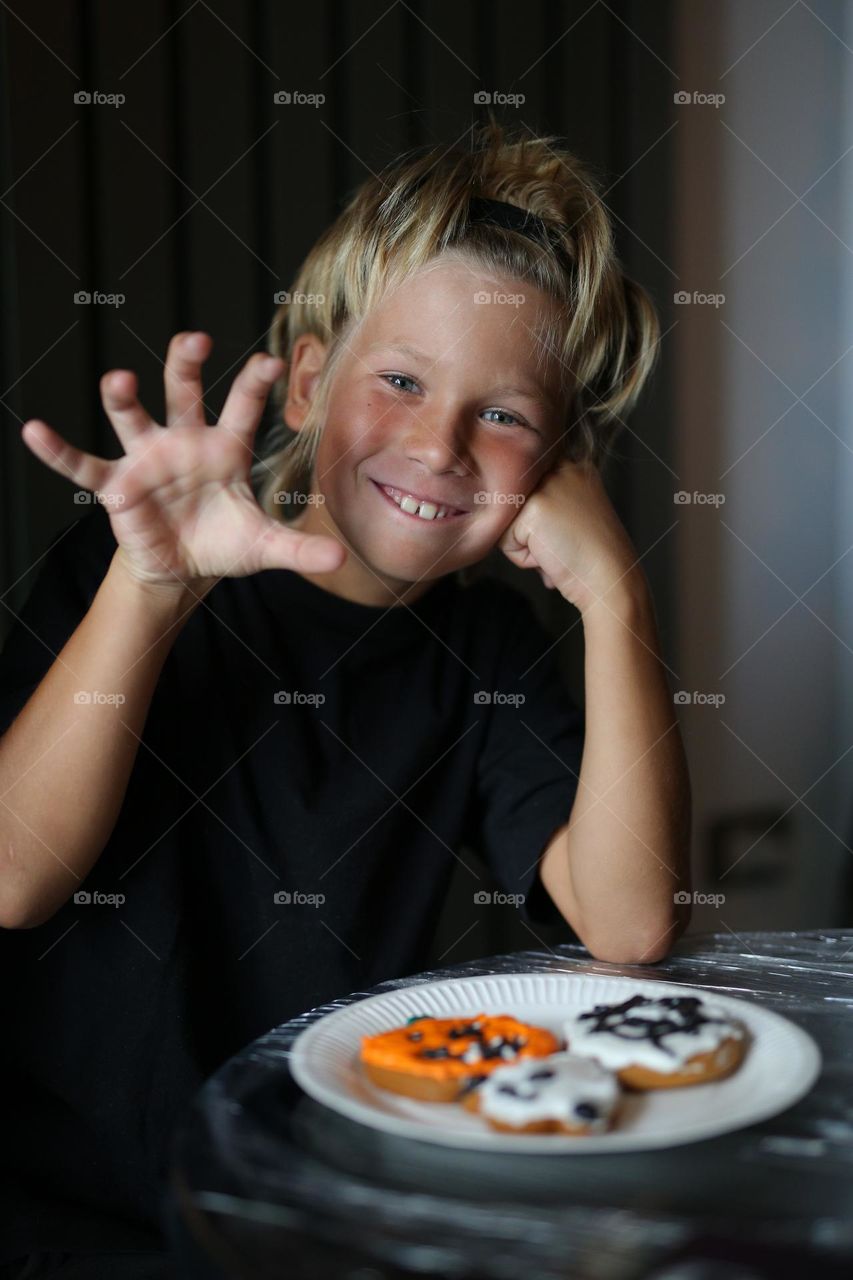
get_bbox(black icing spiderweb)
[576,995,730,1058]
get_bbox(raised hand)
[21,331,345,593]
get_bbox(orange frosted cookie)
[360,1013,560,1102]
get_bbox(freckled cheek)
[313,408,382,489]
[470,444,542,537]
[330,402,399,463]
[476,437,540,499]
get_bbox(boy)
[0,123,691,1271]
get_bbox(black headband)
[466,196,572,271]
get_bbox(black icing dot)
[528,1069,555,1081]
[407,1031,423,1042]
[479,1034,526,1061]
[574,1102,599,1120]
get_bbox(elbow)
[583,935,672,965]
[0,901,35,930]
[0,892,48,930]
[0,879,57,931]
[0,836,66,929]
[0,864,30,929]
[582,910,690,966]
[582,938,665,965]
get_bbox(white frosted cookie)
[461,1051,621,1134]
[564,992,747,1089]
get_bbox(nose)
[400,405,470,475]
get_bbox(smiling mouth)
[370,480,470,523]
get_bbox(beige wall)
[674,0,853,932]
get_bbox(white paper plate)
[289,972,821,1153]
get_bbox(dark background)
[0,0,678,963]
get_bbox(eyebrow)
[368,341,556,408]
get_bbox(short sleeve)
[0,507,116,737]
[466,584,585,929]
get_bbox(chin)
[357,545,461,587]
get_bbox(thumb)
[253,521,347,574]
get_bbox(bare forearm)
[0,552,203,928]
[566,570,692,959]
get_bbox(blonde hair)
[252,118,661,517]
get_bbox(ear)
[283,333,328,430]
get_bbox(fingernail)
[261,356,282,377]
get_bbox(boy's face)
[285,255,568,603]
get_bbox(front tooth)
[385,486,447,520]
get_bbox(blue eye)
[483,408,523,428]
[380,374,534,432]
[382,373,419,393]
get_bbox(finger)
[21,421,111,493]
[501,544,536,572]
[217,353,283,445]
[99,369,155,449]
[164,331,211,428]
[250,520,346,575]
[496,525,521,555]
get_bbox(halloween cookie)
[564,993,747,1089]
[461,1051,621,1134]
[360,1013,560,1102]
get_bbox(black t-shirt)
[0,505,584,1255]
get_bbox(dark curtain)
[0,0,677,960]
